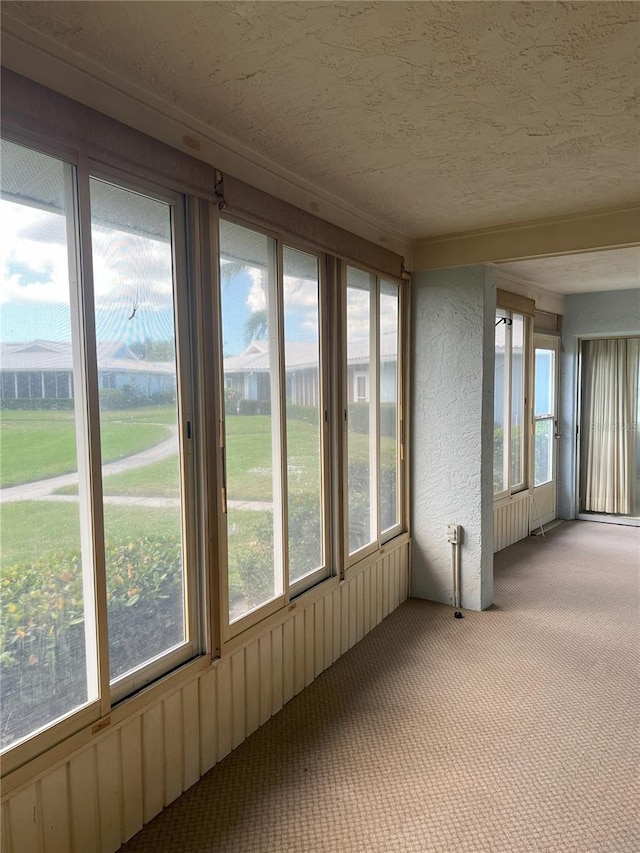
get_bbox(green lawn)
[0,500,182,568]
[0,408,174,488]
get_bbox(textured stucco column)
[410,264,496,611]
[558,289,640,519]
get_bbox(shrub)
[149,390,176,406]
[238,399,259,416]
[348,402,397,438]
[99,388,125,409]
[0,398,74,411]
[225,387,242,413]
[286,404,319,426]
[1,536,183,748]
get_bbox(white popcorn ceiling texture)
[3,1,639,244]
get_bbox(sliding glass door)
[579,336,640,520]
[531,335,559,530]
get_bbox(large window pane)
[220,221,280,621]
[510,314,524,487]
[534,419,554,486]
[283,247,324,584]
[90,178,186,682]
[346,268,375,553]
[1,141,97,749]
[494,315,508,494]
[380,281,399,533]
[534,348,555,417]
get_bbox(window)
[1,126,407,767]
[494,309,528,497]
[534,346,556,486]
[345,266,403,557]
[219,221,328,631]
[89,176,194,697]
[0,138,197,755]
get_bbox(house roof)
[224,333,398,373]
[0,341,175,375]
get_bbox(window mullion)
[74,154,111,715]
[274,240,289,601]
[372,278,381,544]
[504,319,513,494]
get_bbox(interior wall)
[410,264,496,610]
[558,288,640,519]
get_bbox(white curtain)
[581,337,640,515]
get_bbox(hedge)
[0,398,74,411]
[1,536,183,749]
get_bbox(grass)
[0,500,182,568]
[0,407,174,488]
[1,411,397,569]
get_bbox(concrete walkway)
[0,427,273,511]
[0,427,178,503]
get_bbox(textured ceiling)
[498,246,640,294]
[2,0,639,240]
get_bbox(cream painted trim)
[1,21,412,260]
[496,288,535,317]
[343,532,411,583]
[2,656,209,795]
[496,271,566,316]
[414,208,640,270]
[220,576,341,658]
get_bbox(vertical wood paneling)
[8,784,40,853]
[163,691,184,806]
[199,667,218,775]
[120,717,143,842]
[282,617,295,704]
[323,592,333,670]
[96,732,122,853]
[244,640,260,737]
[401,546,409,601]
[271,623,284,715]
[304,606,315,686]
[356,572,364,641]
[142,704,164,824]
[69,746,99,853]
[494,494,530,553]
[294,611,305,695]
[363,567,372,635]
[314,598,324,678]
[40,765,70,853]
[182,679,200,790]
[259,633,272,726]
[348,579,357,649]
[2,803,12,853]
[376,560,383,625]
[332,588,341,663]
[382,555,390,618]
[394,549,401,610]
[231,650,245,749]
[216,656,232,762]
[4,543,411,853]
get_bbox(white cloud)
[0,202,71,305]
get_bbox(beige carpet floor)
[122,521,640,853]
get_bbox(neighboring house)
[224,332,398,407]
[0,340,175,401]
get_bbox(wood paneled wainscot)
[1,538,410,853]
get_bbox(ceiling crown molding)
[0,18,413,261]
[414,207,640,271]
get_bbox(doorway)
[578,336,640,523]
[530,335,560,530]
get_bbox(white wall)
[558,288,640,519]
[410,265,496,610]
